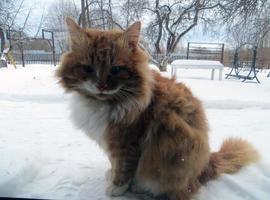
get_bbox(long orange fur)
[57,17,260,200]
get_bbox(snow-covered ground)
[0,64,270,200]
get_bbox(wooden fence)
[9,52,270,69]
[12,53,61,65]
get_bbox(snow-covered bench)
[171,59,224,80]
[171,42,225,80]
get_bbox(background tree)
[45,0,80,31]
[45,0,80,53]
[225,0,270,67]
[227,0,270,47]
[1,0,45,50]
[43,0,270,69]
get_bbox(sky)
[16,0,55,35]
[21,0,226,47]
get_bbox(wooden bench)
[171,42,225,80]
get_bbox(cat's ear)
[66,17,81,34]
[123,21,141,47]
[65,17,87,50]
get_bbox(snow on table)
[171,59,224,69]
[0,64,270,200]
[171,59,224,80]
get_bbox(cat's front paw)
[130,182,145,194]
[106,181,130,197]
[105,169,112,181]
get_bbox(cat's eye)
[110,66,124,75]
[110,66,121,75]
[76,63,94,74]
[86,65,94,73]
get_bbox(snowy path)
[0,65,270,200]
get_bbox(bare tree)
[45,0,80,31]
[227,0,270,48]
[119,0,149,28]
[45,0,80,53]
[43,0,270,70]
[0,0,24,29]
[86,0,116,29]
[144,0,225,55]
[0,0,24,51]
[80,0,87,28]
[1,0,46,47]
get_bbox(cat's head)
[57,17,153,105]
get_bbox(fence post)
[221,43,225,64]
[252,46,257,69]
[42,29,56,66]
[20,42,25,67]
[20,32,25,67]
[187,42,190,59]
[52,32,56,66]
[0,28,5,53]
[233,50,238,66]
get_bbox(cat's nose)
[97,83,108,91]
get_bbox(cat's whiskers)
[120,87,136,94]
[108,88,143,124]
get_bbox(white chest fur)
[70,93,110,150]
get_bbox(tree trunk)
[126,0,130,28]
[85,0,91,28]
[155,43,162,54]
[81,0,86,28]
[100,0,106,30]
[0,28,5,52]
[159,55,169,71]
[154,20,163,54]
[17,43,25,67]
[0,29,7,68]
[108,0,113,29]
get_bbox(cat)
[56,17,260,200]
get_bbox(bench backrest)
[187,42,225,64]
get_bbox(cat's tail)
[199,137,260,184]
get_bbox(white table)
[171,59,224,80]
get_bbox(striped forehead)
[91,36,116,75]
[93,35,115,50]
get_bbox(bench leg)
[171,67,174,77]
[171,67,177,78]
[219,69,223,80]
[211,69,215,80]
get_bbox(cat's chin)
[75,90,111,101]
[95,93,112,100]
[94,88,124,101]
[77,83,122,101]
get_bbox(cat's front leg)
[105,167,131,196]
[106,180,131,197]
[104,126,141,197]
[105,158,133,196]
[105,168,112,181]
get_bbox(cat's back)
[150,72,207,131]
[151,72,198,113]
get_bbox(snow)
[171,59,224,69]
[148,63,160,72]
[0,64,270,200]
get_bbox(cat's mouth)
[95,88,121,99]
[95,93,110,100]
[79,81,122,100]
[94,90,121,100]
[98,87,122,95]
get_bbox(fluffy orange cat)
[56,17,259,200]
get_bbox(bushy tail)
[199,137,260,184]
